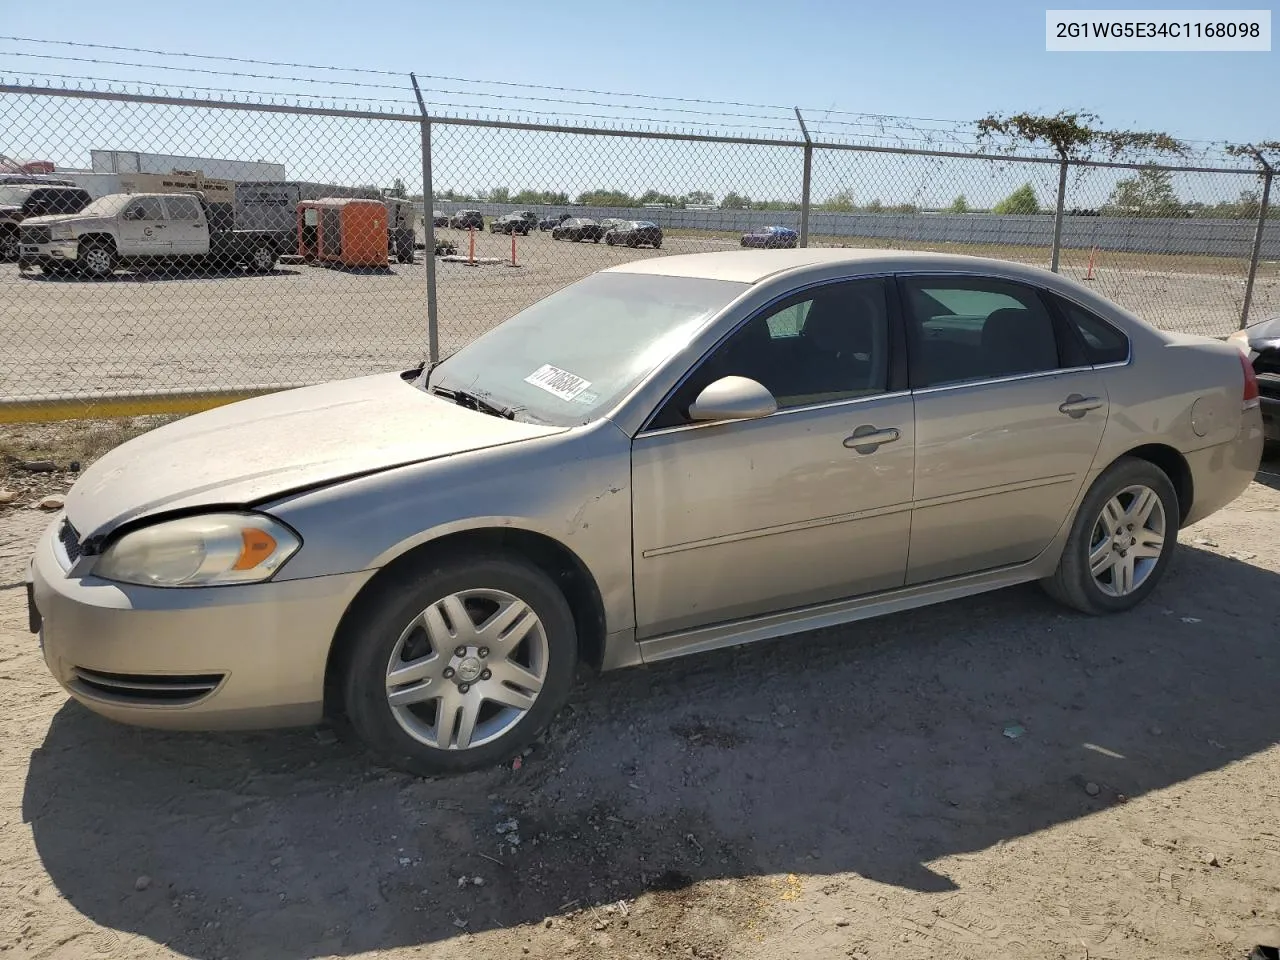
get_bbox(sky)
[2,0,1274,207]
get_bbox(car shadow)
[22,544,1280,957]
[1257,454,1280,492]
[19,266,301,283]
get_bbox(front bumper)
[19,240,79,267]
[29,516,376,731]
[1259,387,1279,442]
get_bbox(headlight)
[49,224,77,240]
[95,513,300,587]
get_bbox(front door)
[899,275,1108,584]
[160,195,207,256]
[632,278,915,638]
[118,197,169,256]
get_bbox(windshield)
[77,195,129,217]
[426,272,746,426]
[0,185,37,206]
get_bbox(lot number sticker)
[524,364,592,401]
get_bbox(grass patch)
[1,416,178,481]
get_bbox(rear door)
[118,197,169,256]
[900,274,1108,584]
[160,195,207,256]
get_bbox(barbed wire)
[0,36,1258,164]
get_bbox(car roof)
[605,248,1063,286]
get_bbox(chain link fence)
[1,84,1275,418]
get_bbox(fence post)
[1240,151,1274,330]
[1050,159,1069,273]
[410,73,440,364]
[795,107,812,248]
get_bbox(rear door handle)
[1058,394,1103,418]
[843,425,901,454]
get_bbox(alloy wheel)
[1088,484,1167,597]
[384,588,549,750]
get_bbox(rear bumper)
[1181,407,1265,526]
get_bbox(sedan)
[29,250,1262,776]
[1229,314,1280,446]
[741,225,799,248]
[448,209,484,230]
[538,213,571,231]
[431,210,450,228]
[489,211,537,235]
[551,217,603,242]
[605,220,663,248]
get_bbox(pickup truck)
[17,191,290,278]
[0,181,92,261]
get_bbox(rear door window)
[900,276,1063,387]
[1051,295,1131,365]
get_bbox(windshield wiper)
[431,385,518,420]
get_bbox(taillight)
[1240,352,1260,410]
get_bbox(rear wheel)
[78,240,116,279]
[341,554,578,776]
[250,245,277,273]
[1042,457,1179,614]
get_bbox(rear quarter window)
[1053,295,1130,365]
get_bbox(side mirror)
[688,376,777,423]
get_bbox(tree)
[388,178,407,199]
[513,189,569,205]
[720,192,750,209]
[1104,168,1184,217]
[684,190,714,205]
[945,194,970,214]
[863,199,884,213]
[993,183,1040,215]
[489,186,510,203]
[976,110,1189,161]
[577,189,637,206]
[820,190,856,213]
[639,189,681,207]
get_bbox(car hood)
[1244,315,1280,349]
[21,212,92,228]
[65,372,564,544]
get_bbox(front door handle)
[843,425,901,454]
[1059,394,1103,418]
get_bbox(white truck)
[17,191,290,278]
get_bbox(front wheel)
[78,240,116,279]
[1042,457,1179,614]
[341,554,578,776]
[0,231,18,262]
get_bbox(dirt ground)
[3,231,1276,405]
[1,431,1279,958]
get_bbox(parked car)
[598,218,628,235]
[432,210,450,228]
[27,249,1263,775]
[18,192,288,277]
[741,225,799,248]
[604,220,663,249]
[448,209,484,230]
[538,212,571,231]
[489,211,537,235]
[551,217,604,242]
[1229,315,1280,447]
[0,183,92,261]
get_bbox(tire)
[653,241,661,249]
[1041,456,1179,615]
[341,553,578,776]
[78,240,116,279]
[0,231,17,262]
[250,245,277,273]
